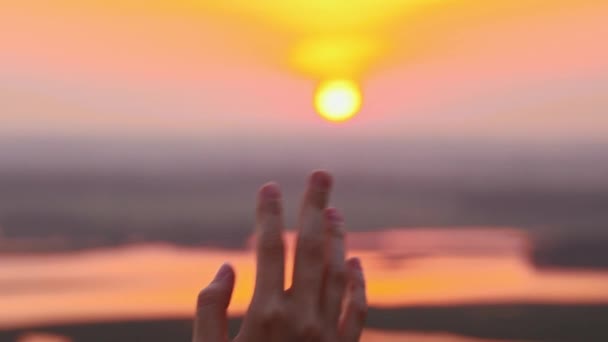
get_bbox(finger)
[291,171,332,304]
[253,182,285,299]
[323,208,347,326]
[339,258,367,342]
[193,263,235,342]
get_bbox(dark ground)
[2,304,608,342]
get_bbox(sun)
[314,79,362,122]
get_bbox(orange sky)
[1,0,607,141]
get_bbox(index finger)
[253,182,286,300]
[291,171,333,302]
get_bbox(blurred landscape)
[1,139,608,341]
[1,138,607,260]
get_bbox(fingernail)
[213,263,233,282]
[311,171,332,190]
[348,258,362,271]
[261,183,281,200]
[326,207,344,224]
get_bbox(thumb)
[193,263,236,342]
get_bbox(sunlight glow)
[290,36,387,78]
[314,80,362,122]
[206,0,432,34]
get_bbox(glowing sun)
[314,79,362,122]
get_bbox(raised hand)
[193,171,367,342]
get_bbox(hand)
[193,171,367,342]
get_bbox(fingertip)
[325,208,345,240]
[259,182,281,200]
[346,257,362,272]
[310,170,332,190]
[347,257,366,290]
[304,171,332,210]
[197,263,236,311]
[258,182,282,215]
[213,263,235,283]
[325,207,344,224]
[194,263,235,341]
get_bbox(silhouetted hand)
[193,171,367,342]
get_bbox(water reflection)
[1,228,607,331]
[17,333,71,342]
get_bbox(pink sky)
[1,1,607,142]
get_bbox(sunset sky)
[2,3,608,339]
[1,0,607,142]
